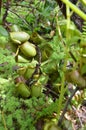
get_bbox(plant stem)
[56,14,68,121]
[66,2,71,40]
[61,0,86,20]
[1,111,8,130]
[58,87,78,126]
[57,71,66,120]
[57,2,71,123]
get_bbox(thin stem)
[58,87,78,126]
[56,14,68,120]
[61,0,86,20]
[1,111,8,130]
[57,1,72,123]
[2,0,10,24]
[66,1,71,40]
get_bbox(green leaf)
[0,127,5,130]
[0,25,9,37]
[0,36,8,48]
[81,64,86,75]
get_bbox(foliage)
[0,75,59,130]
[0,0,86,130]
[0,48,15,78]
[6,0,57,33]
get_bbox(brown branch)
[2,0,10,24]
[57,86,78,127]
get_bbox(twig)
[45,86,59,98]
[2,0,10,24]
[58,87,78,126]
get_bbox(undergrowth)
[0,0,86,130]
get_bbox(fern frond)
[82,21,86,39]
